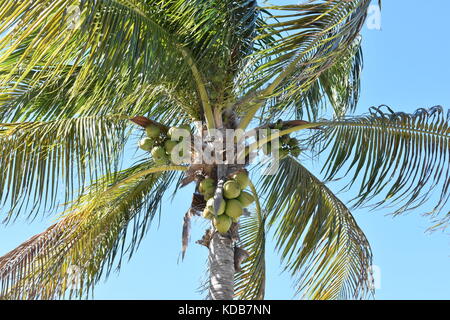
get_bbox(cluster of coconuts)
[138,123,191,164]
[263,134,301,158]
[200,172,255,234]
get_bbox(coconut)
[288,138,299,148]
[231,216,240,223]
[138,137,153,152]
[199,178,215,194]
[213,215,232,234]
[207,198,225,215]
[237,191,255,208]
[151,146,166,159]
[202,208,213,220]
[154,155,169,166]
[225,199,243,219]
[164,140,178,154]
[145,124,161,138]
[223,180,241,199]
[168,126,187,141]
[232,172,250,190]
[280,135,291,145]
[179,124,191,132]
[202,190,215,200]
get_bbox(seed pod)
[213,215,232,234]
[223,180,241,199]
[145,124,161,138]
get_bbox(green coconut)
[288,137,299,148]
[225,199,243,219]
[145,124,161,138]
[199,178,215,194]
[138,137,153,152]
[168,126,187,141]
[151,146,166,159]
[280,135,291,145]
[179,124,191,132]
[202,208,213,220]
[206,198,225,215]
[223,180,241,199]
[201,189,214,200]
[237,191,255,208]
[232,172,250,190]
[213,215,232,234]
[164,140,178,154]
[231,216,240,223]
[154,155,169,165]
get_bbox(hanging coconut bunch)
[138,123,192,165]
[261,131,301,158]
[200,171,255,234]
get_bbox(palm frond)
[234,181,266,300]
[311,106,450,216]
[237,0,370,128]
[0,0,208,122]
[0,115,129,221]
[0,0,269,124]
[258,37,363,123]
[259,157,373,300]
[0,162,185,299]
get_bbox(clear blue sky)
[1,0,449,300]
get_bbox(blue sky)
[1,0,449,299]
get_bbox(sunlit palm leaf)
[0,0,205,121]
[234,182,266,300]
[0,115,129,221]
[259,157,373,300]
[237,0,371,128]
[312,106,450,216]
[259,37,363,123]
[0,162,185,299]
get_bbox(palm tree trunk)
[209,231,235,300]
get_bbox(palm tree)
[0,0,448,300]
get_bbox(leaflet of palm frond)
[0,162,181,299]
[311,106,450,216]
[259,157,373,300]
[0,115,129,221]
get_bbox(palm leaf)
[237,0,371,128]
[0,162,185,299]
[234,181,266,300]
[259,157,373,300]
[311,106,450,216]
[0,115,129,221]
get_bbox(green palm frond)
[0,115,129,221]
[0,0,268,124]
[0,0,206,121]
[259,157,373,300]
[234,181,266,300]
[258,37,363,123]
[311,106,450,216]
[0,162,185,299]
[237,0,371,128]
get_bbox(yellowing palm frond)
[0,162,185,299]
[0,115,130,221]
[260,157,373,300]
[234,181,266,300]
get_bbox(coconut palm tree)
[0,0,448,300]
